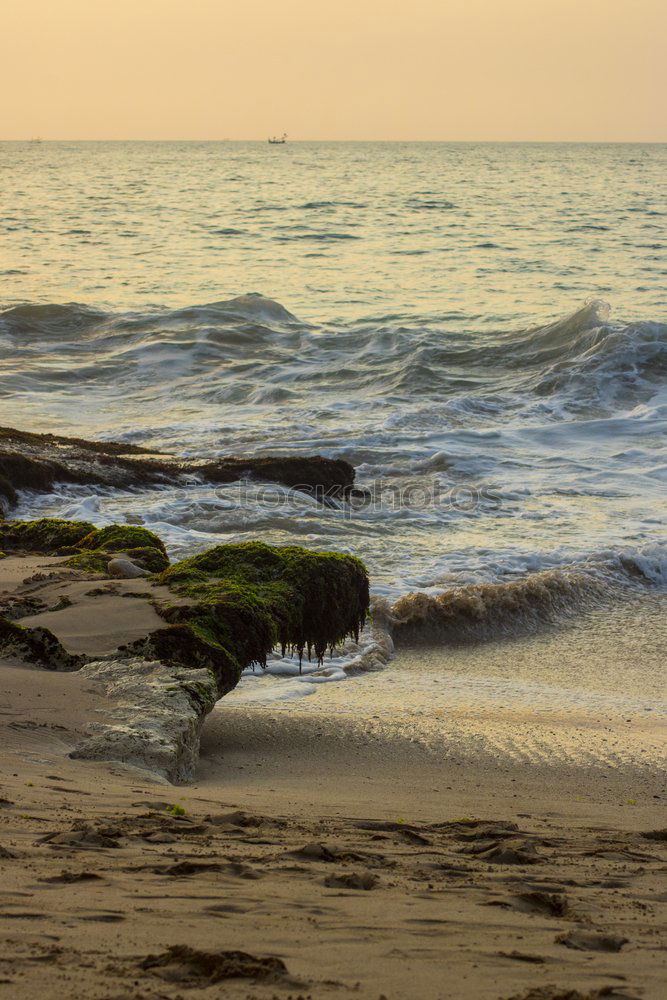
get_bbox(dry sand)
[0,555,665,999]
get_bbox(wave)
[1,296,665,492]
[2,297,663,409]
[0,302,108,339]
[299,200,367,210]
[0,293,300,338]
[377,546,667,646]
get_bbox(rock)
[120,541,370,697]
[70,658,217,784]
[1,518,171,574]
[0,517,95,552]
[107,558,149,579]
[0,425,356,516]
[76,525,167,558]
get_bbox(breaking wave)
[377,545,667,646]
[1,297,664,415]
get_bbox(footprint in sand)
[323,870,378,890]
[556,929,628,952]
[139,945,290,986]
[461,839,542,864]
[488,890,569,917]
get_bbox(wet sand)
[221,595,667,778]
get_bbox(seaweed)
[1,518,95,553]
[134,541,370,694]
[77,525,167,557]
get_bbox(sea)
[1,141,665,744]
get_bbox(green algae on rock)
[76,524,167,557]
[62,551,111,574]
[125,541,370,695]
[0,520,369,701]
[0,518,95,553]
[0,518,170,574]
[74,525,170,573]
[0,616,83,671]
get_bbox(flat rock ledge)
[70,657,218,784]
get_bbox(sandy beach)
[1,551,665,999]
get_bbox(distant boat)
[29,137,43,144]
[268,133,287,145]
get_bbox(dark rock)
[0,425,356,514]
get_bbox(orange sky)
[1,0,665,140]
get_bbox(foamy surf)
[377,545,667,645]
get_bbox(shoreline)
[221,591,667,784]
[2,136,666,1000]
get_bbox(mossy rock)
[149,541,369,694]
[76,525,167,557]
[121,624,241,694]
[0,424,356,513]
[64,546,169,576]
[0,519,171,574]
[122,546,170,573]
[1,518,95,554]
[65,543,169,575]
[63,551,110,574]
[0,616,83,671]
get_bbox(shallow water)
[2,141,665,713]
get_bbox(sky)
[1,0,665,141]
